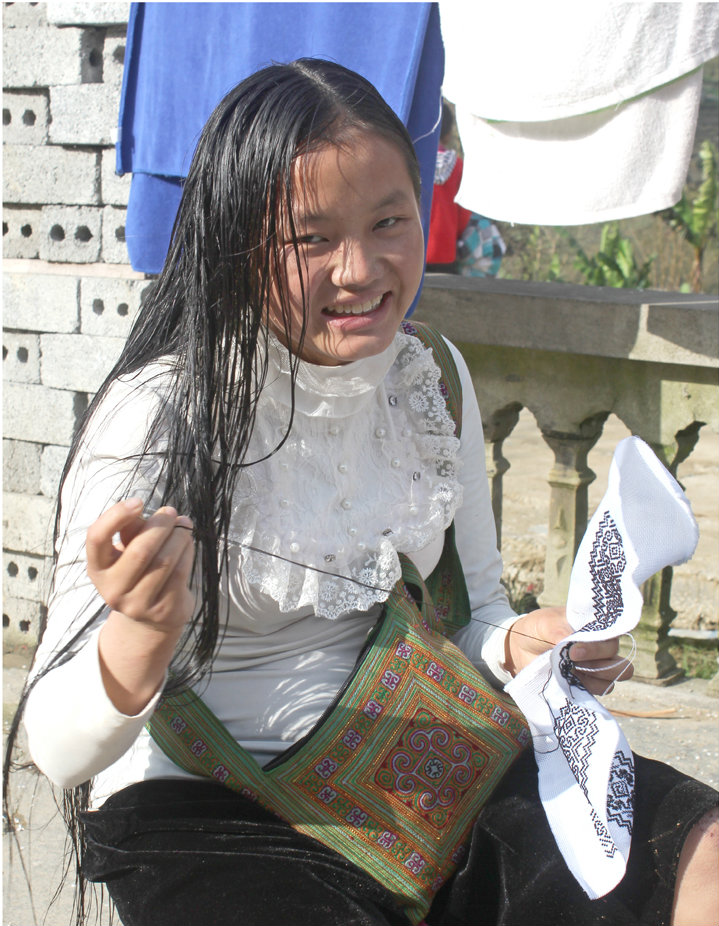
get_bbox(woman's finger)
[99,507,180,588]
[86,498,145,571]
[570,638,620,663]
[124,517,195,609]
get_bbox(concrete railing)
[415,275,719,683]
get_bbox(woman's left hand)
[504,606,634,696]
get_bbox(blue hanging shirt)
[117,2,444,278]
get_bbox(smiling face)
[269,130,425,366]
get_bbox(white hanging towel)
[506,437,699,898]
[439,2,719,224]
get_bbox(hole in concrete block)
[2,346,8,360]
[2,614,9,629]
[16,347,28,363]
[3,109,10,126]
[27,566,38,581]
[92,298,105,315]
[117,302,129,316]
[19,620,30,633]
[21,224,32,238]
[7,562,19,577]
[22,109,36,126]
[113,44,125,65]
[50,224,65,242]
[115,225,126,243]
[3,222,8,236]
[89,49,102,68]
[75,226,93,242]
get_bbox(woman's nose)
[331,237,380,288]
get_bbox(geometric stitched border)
[583,511,627,633]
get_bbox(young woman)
[13,59,717,926]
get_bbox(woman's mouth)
[323,294,386,317]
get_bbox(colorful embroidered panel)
[149,570,528,925]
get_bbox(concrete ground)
[3,414,717,925]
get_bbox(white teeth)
[325,296,383,317]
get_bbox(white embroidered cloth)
[506,436,699,898]
[228,331,462,620]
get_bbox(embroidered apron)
[147,323,529,924]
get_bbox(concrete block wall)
[3,2,155,648]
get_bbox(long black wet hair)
[4,58,421,924]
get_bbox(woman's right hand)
[86,498,195,715]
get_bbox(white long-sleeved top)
[24,330,518,805]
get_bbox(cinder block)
[100,148,130,206]
[3,439,42,495]
[2,595,46,648]
[3,551,50,602]
[103,26,127,88]
[2,2,48,28]
[2,25,103,87]
[40,332,126,392]
[80,274,150,336]
[2,491,55,557]
[101,205,129,264]
[3,382,85,446]
[3,272,80,333]
[2,90,49,145]
[3,331,41,383]
[39,206,102,263]
[2,205,42,259]
[49,83,121,146]
[3,145,99,206]
[46,2,130,25]
[41,444,69,498]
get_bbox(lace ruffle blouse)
[233,331,462,620]
[24,330,518,804]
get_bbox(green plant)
[660,140,719,293]
[668,639,719,680]
[562,223,655,288]
[500,225,565,283]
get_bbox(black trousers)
[81,751,717,926]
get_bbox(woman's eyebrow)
[374,189,414,210]
[293,190,414,227]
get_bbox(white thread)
[572,633,637,697]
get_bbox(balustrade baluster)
[538,413,608,607]
[633,422,704,683]
[481,403,521,550]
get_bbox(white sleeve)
[443,341,520,687]
[23,367,173,788]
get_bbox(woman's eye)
[297,233,326,245]
[375,216,400,230]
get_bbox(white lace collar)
[261,332,401,417]
[230,330,462,620]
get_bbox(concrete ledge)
[418,275,719,368]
